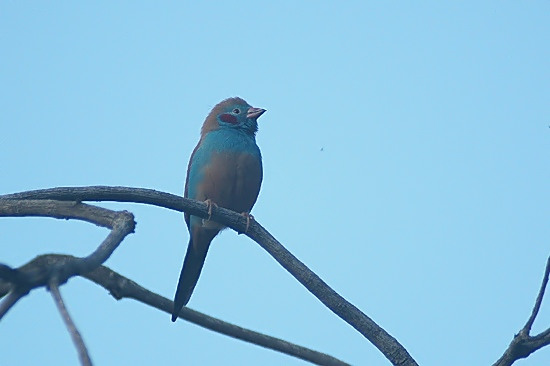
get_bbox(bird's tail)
[171,232,214,321]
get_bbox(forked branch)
[493,256,550,366]
[0,255,349,366]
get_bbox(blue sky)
[1,2,549,365]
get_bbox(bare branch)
[49,279,93,366]
[2,186,418,365]
[523,256,550,333]
[0,198,350,366]
[493,256,550,366]
[0,199,118,228]
[0,254,350,366]
[0,290,26,320]
[1,187,418,365]
[0,199,135,289]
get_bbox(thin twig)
[49,279,92,366]
[493,256,550,366]
[0,290,26,320]
[523,256,550,333]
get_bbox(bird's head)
[201,97,266,136]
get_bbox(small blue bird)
[172,97,265,321]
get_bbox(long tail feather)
[171,234,211,321]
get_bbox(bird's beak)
[247,107,266,119]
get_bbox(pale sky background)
[1,2,549,365]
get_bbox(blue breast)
[186,128,261,200]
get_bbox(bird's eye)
[233,108,241,114]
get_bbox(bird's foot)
[240,212,254,233]
[203,199,218,221]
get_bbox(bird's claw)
[203,199,218,221]
[240,212,254,233]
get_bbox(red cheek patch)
[220,113,238,124]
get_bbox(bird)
[171,97,265,321]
